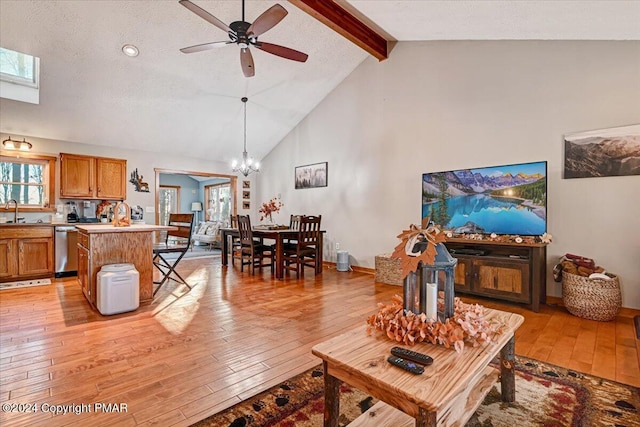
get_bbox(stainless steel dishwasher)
[55,225,78,278]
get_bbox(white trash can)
[337,250,350,272]
[97,263,139,315]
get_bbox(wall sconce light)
[2,137,33,151]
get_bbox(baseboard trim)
[546,295,638,316]
[323,261,374,275]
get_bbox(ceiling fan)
[179,0,309,78]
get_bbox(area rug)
[191,356,639,427]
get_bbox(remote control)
[387,356,424,375]
[391,346,434,366]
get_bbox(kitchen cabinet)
[0,239,16,279]
[446,239,547,312]
[60,153,127,200]
[0,226,54,282]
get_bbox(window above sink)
[0,152,55,212]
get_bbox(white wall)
[258,41,640,309]
[0,134,255,222]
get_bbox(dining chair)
[229,214,242,265]
[152,213,194,296]
[283,215,322,278]
[237,214,274,274]
[284,214,302,250]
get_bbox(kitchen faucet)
[4,199,18,223]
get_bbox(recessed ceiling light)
[122,44,139,57]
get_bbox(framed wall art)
[243,180,250,189]
[242,190,250,200]
[242,201,250,209]
[564,124,640,179]
[295,162,328,189]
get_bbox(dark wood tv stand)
[445,238,547,312]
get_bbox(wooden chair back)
[289,215,302,230]
[237,215,255,248]
[230,214,238,229]
[166,213,194,245]
[298,215,321,249]
[237,214,273,274]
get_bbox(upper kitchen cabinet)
[60,153,126,200]
[96,157,127,199]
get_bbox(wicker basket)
[562,271,621,321]
[375,254,402,286]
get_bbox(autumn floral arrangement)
[366,295,503,353]
[366,218,503,353]
[258,196,283,222]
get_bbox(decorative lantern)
[403,242,457,322]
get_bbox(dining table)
[219,226,324,279]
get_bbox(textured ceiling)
[1,1,638,166]
[346,1,640,41]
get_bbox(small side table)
[312,308,524,426]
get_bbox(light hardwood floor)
[1,258,638,426]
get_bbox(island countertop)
[75,224,175,233]
[76,223,177,307]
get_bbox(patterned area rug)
[191,356,639,427]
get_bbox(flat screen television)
[421,161,547,236]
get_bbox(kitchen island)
[75,224,175,309]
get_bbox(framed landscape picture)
[295,162,328,189]
[564,124,640,179]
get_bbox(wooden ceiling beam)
[288,0,390,61]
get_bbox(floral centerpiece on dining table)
[259,196,283,224]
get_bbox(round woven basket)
[562,271,621,321]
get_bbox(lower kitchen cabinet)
[77,230,93,304]
[0,226,54,281]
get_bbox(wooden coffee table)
[312,308,524,427]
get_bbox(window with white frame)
[0,155,54,208]
[205,183,231,222]
[0,47,40,104]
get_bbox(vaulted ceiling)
[1,1,638,165]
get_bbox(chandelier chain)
[231,96,260,176]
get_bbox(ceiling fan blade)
[255,42,308,62]
[179,0,232,34]
[247,4,288,37]
[240,48,255,78]
[180,41,232,54]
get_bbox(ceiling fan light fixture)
[231,97,260,177]
[2,136,32,151]
[122,44,139,57]
[179,0,308,78]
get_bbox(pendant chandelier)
[231,97,260,176]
